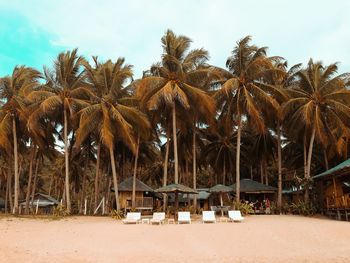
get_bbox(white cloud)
[1,0,350,76]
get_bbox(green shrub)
[110,209,124,219]
[52,205,69,217]
[232,201,254,215]
[290,201,316,216]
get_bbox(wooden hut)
[19,193,59,214]
[231,179,277,202]
[118,177,155,211]
[313,159,350,220]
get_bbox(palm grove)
[1,30,350,215]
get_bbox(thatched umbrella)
[209,184,233,216]
[154,184,198,220]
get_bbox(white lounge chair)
[178,212,191,224]
[202,211,216,223]
[228,210,244,222]
[122,212,141,224]
[150,212,165,225]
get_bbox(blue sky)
[1,0,350,78]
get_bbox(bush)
[52,205,69,217]
[232,201,254,215]
[110,209,124,220]
[290,201,317,216]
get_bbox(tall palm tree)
[136,30,215,186]
[75,58,150,211]
[214,36,278,202]
[27,49,90,213]
[283,59,350,202]
[259,60,301,210]
[0,66,41,213]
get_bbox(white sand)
[0,215,349,263]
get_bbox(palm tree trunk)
[132,135,140,209]
[303,133,307,179]
[63,109,71,213]
[109,146,120,211]
[172,103,179,184]
[94,143,101,210]
[305,126,316,203]
[163,135,170,211]
[31,157,40,205]
[277,121,283,212]
[12,118,19,214]
[323,149,329,170]
[192,126,197,209]
[223,158,226,185]
[79,156,89,214]
[235,114,242,202]
[25,145,37,214]
[260,161,264,184]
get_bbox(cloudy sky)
[1,0,350,78]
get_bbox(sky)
[1,0,350,78]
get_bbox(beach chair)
[122,212,141,224]
[228,210,244,222]
[150,212,165,225]
[178,212,191,224]
[202,211,216,223]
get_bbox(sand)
[0,215,349,263]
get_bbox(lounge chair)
[228,210,244,222]
[150,212,165,225]
[178,212,191,224]
[202,211,216,223]
[122,212,141,224]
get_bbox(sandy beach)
[0,215,349,263]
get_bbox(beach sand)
[0,215,349,263]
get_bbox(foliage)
[52,205,70,217]
[110,209,124,220]
[290,201,317,216]
[232,201,254,215]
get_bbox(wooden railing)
[126,197,153,208]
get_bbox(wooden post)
[102,197,105,215]
[84,198,87,215]
[220,193,224,216]
[35,199,39,215]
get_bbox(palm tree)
[136,30,215,186]
[75,58,150,211]
[214,36,278,202]
[0,66,41,213]
[283,59,350,202]
[27,49,90,213]
[259,60,301,210]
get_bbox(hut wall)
[324,181,345,208]
[119,191,143,209]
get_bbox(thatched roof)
[314,159,350,180]
[231,179,277,194]
[154,184,198,194]
[185,189,211,200]
[209,184,233,193]
[20,193,59,207]
[118,177,154,192]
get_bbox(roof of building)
[118,177,154,192]
[314,159,350,180]
[231,179,277,193]
[154,183,198,194]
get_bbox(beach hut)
[117,177,155,211]
[231,179,277,201]
[185,188,211,210]
[313,159,350,220]
[19,193,59,214]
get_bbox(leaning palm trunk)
[172,103,179,184]
[235,115,242,202]
[277,121,283,212]
[163,135,170,211]
[12,118,19,214]
[94,143,101,210]
[63,109,71,213]
[25,145,37,214]
[31,157,40,205]
[305,126,316,203]
[79,157,89,214]
[132,135,140,209]
[109,147,120,211]
[192,125,197,209]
